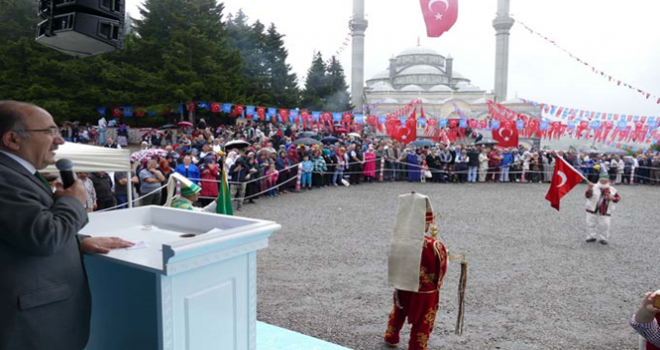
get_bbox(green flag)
[216,169,233,215]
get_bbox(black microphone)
[55,158,76,189]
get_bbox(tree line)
[0,0,352,123]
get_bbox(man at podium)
[0,101,133,350]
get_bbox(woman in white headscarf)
[225,151,238,180]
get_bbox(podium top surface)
[81,206,280,274]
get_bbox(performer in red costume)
[384,192,448,350]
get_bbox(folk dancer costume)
[585,173,620,244]
[385,193,448,350]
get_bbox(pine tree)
[226,11,272,105]
[133,0,245,104]
[325,56,352,112]
[264,24,300,108]
[301,52,329,111]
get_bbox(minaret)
[350,0,368,111]
[493,0,514,102]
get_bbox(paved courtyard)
[238,182,658,350]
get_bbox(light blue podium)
[81,206,281,350]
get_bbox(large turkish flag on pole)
[545,156,586,211]
[420,0,459,38]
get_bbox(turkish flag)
[545,156,585,211]
[420,0,459,38]
[211,103,221,113]
[493,122,519,148]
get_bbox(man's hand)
[54,179,87,205]
[81,237,134,254]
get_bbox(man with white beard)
[585,173,621,245]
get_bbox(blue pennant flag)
[246,106,255,115]
[311,112,320,121]
[177,104,184,114]
[653,139,659,145]
[96,107,106,116]
[222,104,232,114]
[561,110,569,119]
[355,115,365,124]
[123,107,133,117]
[490,120,500,130]
[290,110,299,120]
[607,113,613,120]
[590,120,601,130]
[634,116,640,121]
[549,106,557,116]
[439,119,448,127]
[617,121,628,130]
[631,147,638,152]
[267,108,277,117]
[649,121,659,130]
[516,120,525,130]
[399,117,407,125]
[540,120,549,131]
[198,102,209,110]
[460,119,468,128]
[419,118,427,127]
[567,121,576,130]
[378,116,387,124]
[147,111,157,117]
[333,113,343,122]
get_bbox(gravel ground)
[237,181,658,350]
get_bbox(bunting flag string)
[515,19,660,105]
[324,30,352,67]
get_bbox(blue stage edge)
[257,322,352,350]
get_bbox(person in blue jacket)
[500,148,514,183]
[174,155,201,185]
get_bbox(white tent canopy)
[42,143,131,173]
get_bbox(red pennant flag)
[211,103,221,113]
[419,0,458,38]
[256,107,266,121]
[545,157,585,211]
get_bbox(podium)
[80,206,281,350]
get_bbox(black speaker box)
[36,12,123,57]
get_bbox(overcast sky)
[126,0,660,116]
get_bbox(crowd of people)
[59,117,660,213]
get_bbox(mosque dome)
[429,84,453,92]
[398,46,442,57]
[368,69,390,82]
[398,65,444,76]
[457,85,483,92]
[381,98,399,103]
[400,84,424,92]
[370,81,395,92]
[471,98,488,104]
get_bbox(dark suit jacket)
[0,153,90,350]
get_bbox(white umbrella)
[224,140,250,150]
[348,132,362,138]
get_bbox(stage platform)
[257,322,351,350]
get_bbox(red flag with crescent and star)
[419,0,459,38]
[545,156,585,211]
[492,121,519,148]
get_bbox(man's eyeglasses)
[22,127,61,137]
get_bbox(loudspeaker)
[36,0,124,57]
[36,12,123,57]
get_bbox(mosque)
[362,44,539,146]
[350,0,542,147]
